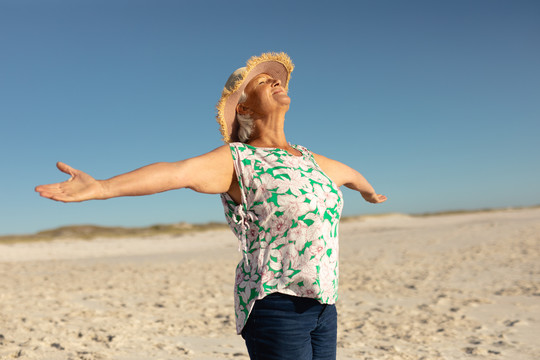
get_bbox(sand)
[0,208,539,359]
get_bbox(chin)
[278,95,291,106]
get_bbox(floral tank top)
[220,143,344,334]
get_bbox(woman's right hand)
[35,162,104,202]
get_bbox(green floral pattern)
[221,143,343,334]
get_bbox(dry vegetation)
[0,222,228,244]
[2,205,538,244]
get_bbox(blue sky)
[1,0,539,235]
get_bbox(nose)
[272,78,281,87]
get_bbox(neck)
[248,111,289,148]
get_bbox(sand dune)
[1,208,539,359]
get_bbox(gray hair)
[236,91,254,143]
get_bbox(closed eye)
[257,76,271,85]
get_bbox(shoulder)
[180,145,235,194]
[289,144,331,167]
[291,143,314,159]
[310,152,355,187]
[199,144,233,158]
[310,152,335,167]
[183,144,233,168]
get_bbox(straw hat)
[216,52,294,143]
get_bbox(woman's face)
[238,73,290,117]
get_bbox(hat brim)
[216,52,294,143]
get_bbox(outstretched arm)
[313,153,387,204]
[35,145,235,203]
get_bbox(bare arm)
[35,145,235,203]
[312,153,387,204]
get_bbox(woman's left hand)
[362,193,387,204]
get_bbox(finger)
[39,191,58,200]
[51,194,75,203]
[37,189,60,199]
[44,193,69,202]
[39,187,75,202]
[56,162,77,177]
[35,183,61,193]
[35,184,51,193]
[36,184,73,201]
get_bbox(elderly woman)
[36,52,386,360]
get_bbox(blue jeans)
[241,293,337,360]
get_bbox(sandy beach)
[1,208,539,359]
